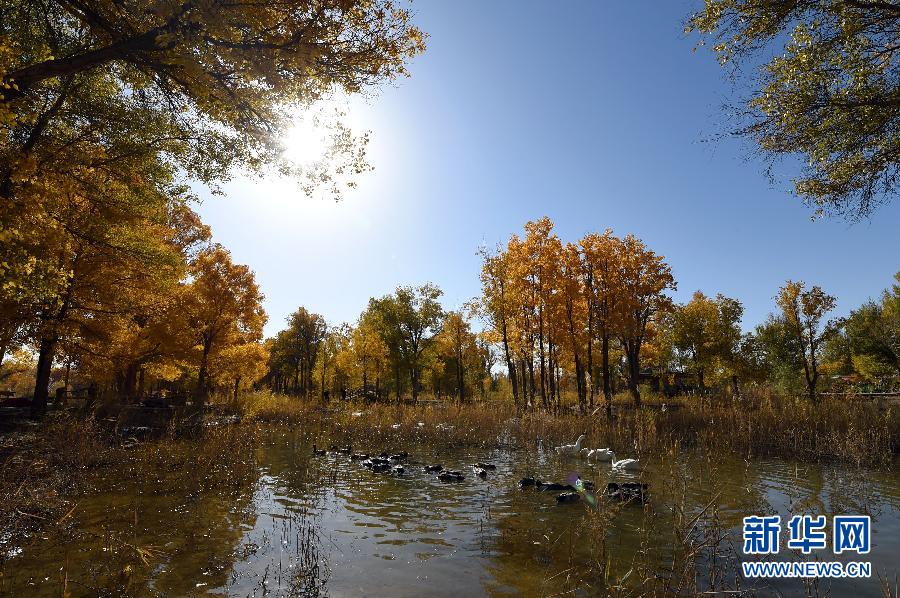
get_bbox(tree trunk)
[233,376,241,402]
[195,340,212,412]
[585,267,595,411]
[625,344,641,407]
[574,355,585,414]
[586,333,594,410]
[457,359,465,403]
[602,333,612,418]
[63,359,71,394]
[410,366,419,405]
[538,307,547,409]
[321,357,327,402]
[501,319,518,408]
[394,363,401,403]
[137,368,145,398]
[30,337,57,418]
[547,340,558,411]
[808,370,818,404]
[123,362,139,402]
[519,358,529,410]
[527,356,536,408]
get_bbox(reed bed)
[234,390,898,467]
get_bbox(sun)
[281,115,331,165]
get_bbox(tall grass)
[234,390,898,466]
[0,413,259,562]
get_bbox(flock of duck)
[312,432,648,506]
[552,433,641,472]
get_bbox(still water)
[4,427,898,596]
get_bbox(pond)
[4,427,899,596]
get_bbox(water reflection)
[3,428,898,597]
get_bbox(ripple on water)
[1,429,896,597]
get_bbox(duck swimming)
[370,461,390,473]
[537,481,576,492]
[556,491,581,504]
[424,464,443,473]
[438,470,465,482]
[574,477,595,492]
[606,482,648,504]
[363,457,390,471]
[474,467,488,478]
[312,444,327,456]
[519,476,538,488]
[350,453,369,461]
[391,465,405,475]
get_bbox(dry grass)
[234,390,899,467]
[0,413,258,564]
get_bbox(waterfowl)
[611,457,641,472]
[556,492,581,504]
[606,482,648,504]
[370,461,390,473]
[391,465,405,475]
[424,464,443,473]
[583,448,615,461]
[474,467,488,478]
[350,453,369,461]
[519,476,538,488]
[575,477,595,491]
[312,444,327,456]
[389,452,408,462]
[555,434,587,457]
[537,481,575,492]
[473,462,496,470]
[438,470,464,482]
[363,457,390,469]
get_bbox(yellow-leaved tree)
[183,246,267,409]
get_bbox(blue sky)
[197,1,900,338]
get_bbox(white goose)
[555,433,586,457]
[611,457,641,472]
[583,448,615,461]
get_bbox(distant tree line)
[265,284,494,404]
[260,218,899,410]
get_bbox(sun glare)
[282,116,330,165]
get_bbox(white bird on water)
[555,433,586,457]
[581,447,615,461]
[611,457,641,472]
